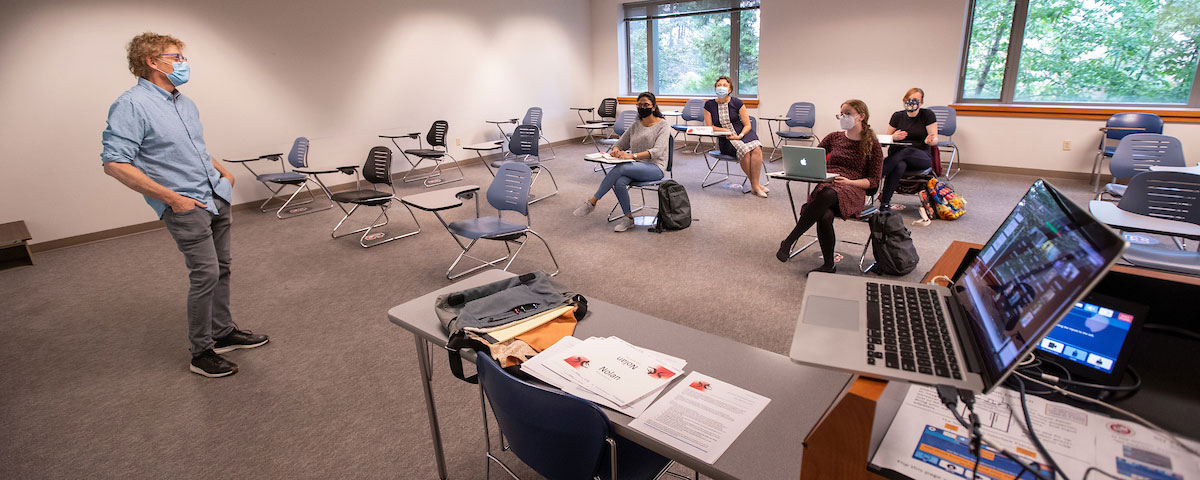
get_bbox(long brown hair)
[842,99,877,161]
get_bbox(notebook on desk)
[789,179,1127,393]
[584,152,635,164]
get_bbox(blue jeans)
[594,162,664,215]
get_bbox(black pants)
[781,188,841,267]
[880,147,932,206]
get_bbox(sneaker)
[190,349,237,378]
[573,200,596,217]
[213,329,269,354]
[613,217,635,232]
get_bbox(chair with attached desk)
[223,137,334,219]
[381,120,464,187]
[606,136,676,223]
[328,146,421,248]
[1092,112,1164,191]
[597,110,638,153]
[475,355,693,480]
[522,107,555,160]
[669,99,707,153]
[403,163,559,280]
[927,106,960,180]
[1098,133,1185,201]
[574,98,619,145]
[774,102,818,151]
[487,124,558,205]
[701,117,770,194]
[1089,171,1200,275]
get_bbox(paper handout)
[628,371,771,464]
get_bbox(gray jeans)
[163,198,234,355]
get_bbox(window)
[958,0,1200,106]
[624,0,760,96]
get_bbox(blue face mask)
[155,62,190,86]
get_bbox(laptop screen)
[952,180,1126,386]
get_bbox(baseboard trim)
[29,136,589,254]
[955,163,1097,182]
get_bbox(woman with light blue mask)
[703,76,767,197]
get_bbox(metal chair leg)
[527,165,559,205]
[540,135,556,160]
[272,181,333,219]
[424,154,465,187]
[525,229,560,277]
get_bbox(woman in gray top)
[573,92,672,232]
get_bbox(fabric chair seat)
[331,189,393,206]
[1121,245,1200,276]
[1089,200,1200,238]
[447,216,527,239]
[404,149,447,158]
[777,131,813,139]
[1104,183,1127,198]
[708,150,736,162]
[629,178,666,188]
[256,172,307,184]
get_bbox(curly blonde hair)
[126,32,184,78]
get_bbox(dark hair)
[636,92,664,118]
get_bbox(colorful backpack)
[923,178,966,220]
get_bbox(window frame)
[622,0,760,98]
[955,0,1200,109]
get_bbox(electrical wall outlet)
[456,138,461,146]
[1062,140,1071,151]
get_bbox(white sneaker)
[573,200,596,217]
[613,217,635,232]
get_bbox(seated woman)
[704,76,768,198]
[879,87,938,211]
[776,99,883,273]
[573,92,672,232]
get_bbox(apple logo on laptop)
[800,158,807,166]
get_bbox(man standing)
[101,32,267,378]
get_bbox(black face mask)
[637,107,654,118]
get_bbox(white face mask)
[839,114,856,130]
[715,86,730,98]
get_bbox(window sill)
[618,96,759,108]
[950,103,1200,123]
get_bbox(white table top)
[1149,165,1200,174]
[400,184,480,211]
[688,130,733,138]
[485,119,517,124]
[387,269,853,480]
[463,140,505,151]
[571,107,595,111]
[762,116,793,121]
[576,123,612,129]
[660,110,682,116]
[1089,200,1200,239]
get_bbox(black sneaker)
[190,349,238,378]
[213,329,269,354]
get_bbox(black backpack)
[867,211,919,275]
[648,180,691,233]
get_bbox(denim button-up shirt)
[101,78,231,218]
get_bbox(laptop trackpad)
[802,296,861,331]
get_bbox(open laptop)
[789,179,1127,393]
[781,146,838,182]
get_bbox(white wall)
[589,0,1200,172]
[0,0,592,244]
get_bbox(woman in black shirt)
[879,87,938,211]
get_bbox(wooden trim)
[950,103,1200,123]
[955,163,1095,182]
[27,136,588,254]
[618,96,760,108]
[801,376,889,480]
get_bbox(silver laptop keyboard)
[866,282,962,380]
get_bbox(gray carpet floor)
[0,140,1110,479]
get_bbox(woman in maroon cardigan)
[776,99,883,273]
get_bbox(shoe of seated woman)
[613,217,635,232]
[573,200,595,217]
